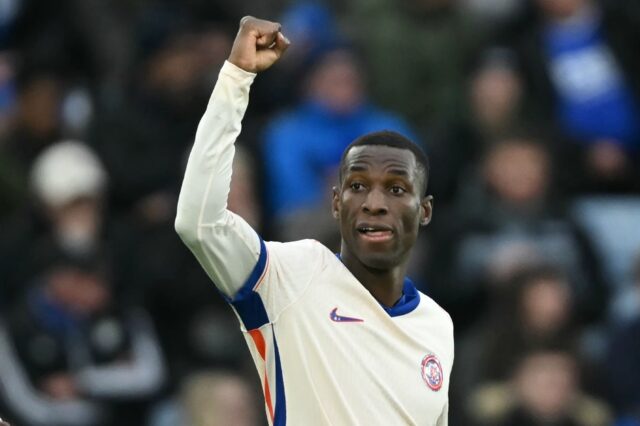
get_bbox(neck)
[340,246,407,307]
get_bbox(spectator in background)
[343,0,491,204]
[263,44,415,247]
[433,135,606,329]
[0,140,125,307]
[0,52,23,220]
[515,0,640,192]
[0,253,165,426]
[608,316,640,425]
[468,49,525,144]
[609,252,640,325]
[607,258,640,423]
[25,140,138,301]
[460,0,527,31]
[436,47,526,200]
[1,70,62,170]
[468,342,611,426]
[345,0,481,135]
[570,198,640,323]
[249,1,341,113]
[455,267,578,408]
[30,141,107,260]
[149,371,259,426]
[91,26,233,217]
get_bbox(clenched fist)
[228,16,290,73]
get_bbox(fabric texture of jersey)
[176,61,454,426]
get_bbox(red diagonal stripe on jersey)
[249,329,274,422]
[253,249,270,291]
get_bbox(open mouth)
[357,225,394,242]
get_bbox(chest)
[274,272,450,418]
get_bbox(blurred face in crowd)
[307,50,364,115]
[49,197,103,254]
[535,0,587,20]
[483,139,550,206]
[182,373,258,426]
[520,275,571,336]
[146,30,232,103]
[514,351,578,421]
[471,63,522,132]
[147,36,202,98]
[46,266,110,315]
[18,75,60,137]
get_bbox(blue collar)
[335,254,420,317]
[383,277,420,317]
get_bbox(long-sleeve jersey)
[175,61,454,426]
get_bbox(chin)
[358,251,400,271]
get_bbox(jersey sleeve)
[175,61,261,298]
[226,239,325,331]
[175,62,324,329]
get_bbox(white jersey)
[175,61,454,426]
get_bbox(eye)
[350,182,365,191]
[390,185,406,195]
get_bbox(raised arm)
[175,17,289,297]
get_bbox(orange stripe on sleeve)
[249,329,275,422]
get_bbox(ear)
[331,186,340,219]
[420,195,433,226]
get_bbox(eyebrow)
[346,164,412,178]
[347,164,368,173]
[387,168,410,178]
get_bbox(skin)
[229,17,433,307]
[333,146,432,306]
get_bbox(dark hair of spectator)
[510,334,581,375]
[499,265,571,320]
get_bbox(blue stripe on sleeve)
[226,238,270,330]
[272,326,287,426]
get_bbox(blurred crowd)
[0,0,639,425]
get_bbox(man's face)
[332,145,432,270]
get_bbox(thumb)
[272,32,291,58]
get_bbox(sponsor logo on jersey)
[329,307,364,323]
[421,354,443,391]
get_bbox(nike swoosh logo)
[330,307,364,323]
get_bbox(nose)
[362,187,388,215]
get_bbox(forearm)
[175,61,262,296]
[175,61,255,230]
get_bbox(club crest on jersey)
[421,354,443,391]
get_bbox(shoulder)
[418,291,455,366]
[418,291,454,336]
[265,239,334,266]
[265,238,328,252]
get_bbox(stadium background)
[0,0,639,424]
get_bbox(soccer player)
[175,16,454,425]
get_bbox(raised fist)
[228,16,290,73]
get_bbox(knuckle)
[239,15,254,28]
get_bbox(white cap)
[31,140,107,208]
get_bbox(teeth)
[359,227,386,233]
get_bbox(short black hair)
[338,130,430,195]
